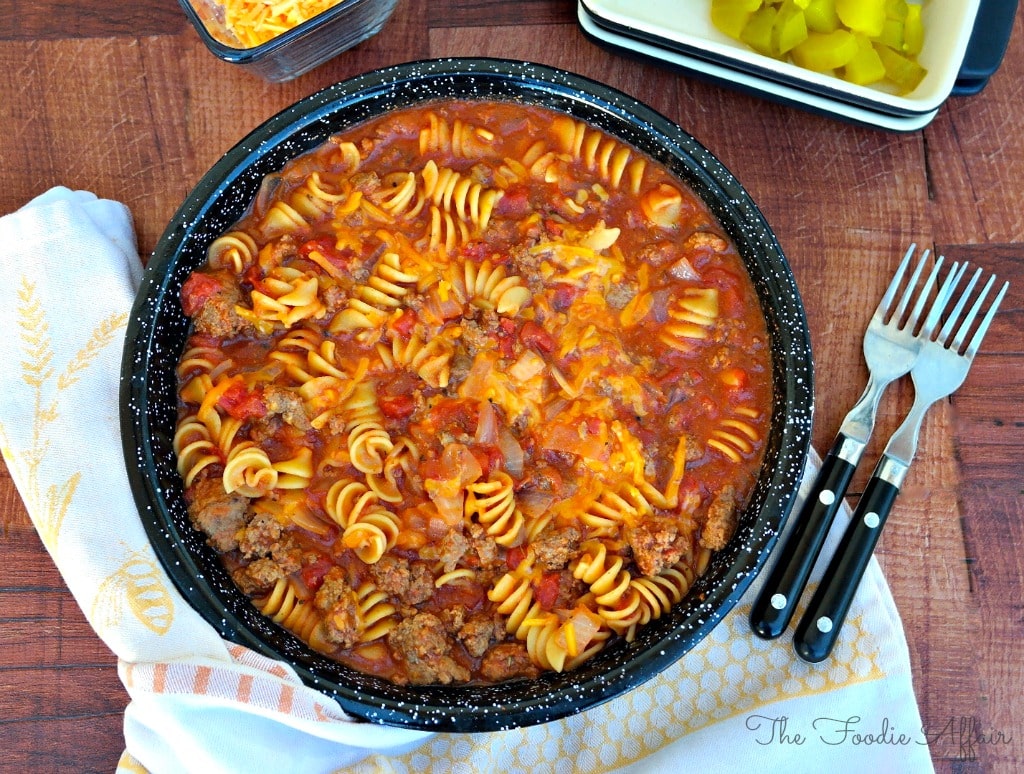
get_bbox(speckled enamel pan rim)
[121,57,813,732]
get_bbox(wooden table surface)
[2,1,1022,771]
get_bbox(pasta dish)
[173,100,772,684]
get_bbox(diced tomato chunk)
[495,318,518,358]
[519,320,555,353]
[298,236,335,259]
[180,272,222,316]
[469,444,504,478]
[186,332,221,350]
[299,236,353,271]
[506,545,527,571]
[417,458,444,482]
[390,309,418,338]
[496,186,530,219]
[217,382,267,420]
[300,557,334,593]
[533,572,561,610]
[461,242,487,261]
[379,394,416,419]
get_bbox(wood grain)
[1,1,1022,770]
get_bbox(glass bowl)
[178,0,399,82]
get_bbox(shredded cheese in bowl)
[220,0,344,47]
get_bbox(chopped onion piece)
[668,255,700,281]
[474,399,499,445]
[497,426,524,477]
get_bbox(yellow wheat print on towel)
[3,274,179,641]
[11,274,124,546]
[93,550,175,636]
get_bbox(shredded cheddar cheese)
[219,0,344,47]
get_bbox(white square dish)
[578,3,938,131]
[580,0,982,117]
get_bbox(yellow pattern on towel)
[92,550,176,637]
[9,275,127,550]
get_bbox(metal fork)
[794,265,1009,662]
[750,245,961,640]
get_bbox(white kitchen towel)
[0,187,933,774]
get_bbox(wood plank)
[0,665,126,723]
[427,0,575,27]
[925,14,1024,244]
[1,0,186,41]
[939,244,1024,771]
[0,710,126,773]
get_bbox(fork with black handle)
[794,265,1008,663]
[750,245,959,640]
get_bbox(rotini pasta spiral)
[207,230,258,273]
[465,472,526,547]
[708,406,762,462]
[329,252,419,335]
[578,488,639,538]
[628,563,696,631]
[259,200,308,237]
[223,441,278,497]
[420,160,503,232]
[377,171,422,218]
[177,342,232,386]
[641,183,687,228]
[376,331,454,389]
[236,265,326,334]
[366,437,419,504]
[324,478,378,528]
[331,140,362,173]
[355,582,398,642]
[342,380,393,475]
[288,172,348,221]
[342,506,401,564]
[572,540,632,609]
[172,416,220,488]
[257,578,321,643]
[324,477,400,564]
[524,613,570,672]
[425,204,470,255]
[550,116,646,193]
[463,259,532,316]
[270,446,313,490]
[488,552,541,640]
[419,112,495,158]
[659,287,719,351]
[524,607,611,673]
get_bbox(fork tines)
[936,266,1010,357]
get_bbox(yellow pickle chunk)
[710,0,929,93]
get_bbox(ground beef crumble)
[479,642,539,682]
[700,485,739,551]
[187,478,248,552]
[627,516,688,577]
[386,612,470,685]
